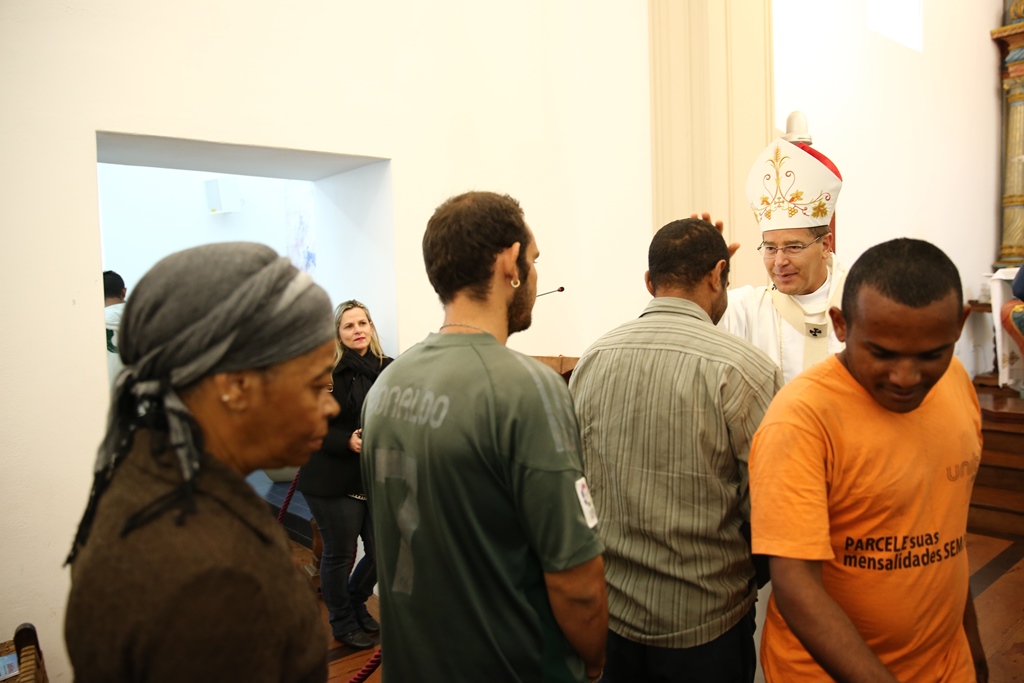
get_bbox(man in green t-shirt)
[362,191,607,683]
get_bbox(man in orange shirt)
[749,238,988,682]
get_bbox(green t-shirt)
[362,333,603,683]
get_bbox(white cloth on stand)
[991,267,1023,389]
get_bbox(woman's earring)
[221,394,230,403]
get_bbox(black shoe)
[337,629,374,650]
[356,613,380,633]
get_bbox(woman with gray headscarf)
[65,243,339,683]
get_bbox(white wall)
[0,1,652,676]
[98,162,401,357]
[314,161,399,358]
[99,165,294,286]
[773,0,1004,373]
[383,2,655,356]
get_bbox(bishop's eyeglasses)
[757,234,824,259]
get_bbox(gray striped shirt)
[569,297,781,648]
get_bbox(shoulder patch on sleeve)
[575,477,599,529]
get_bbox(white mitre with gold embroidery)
[746,137,843,230]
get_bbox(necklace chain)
[439,322,492,335]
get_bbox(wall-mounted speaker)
[205,177,242,214]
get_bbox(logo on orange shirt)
[945,460,977,482]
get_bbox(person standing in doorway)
[103,270,127,388]
[297,300,392,650]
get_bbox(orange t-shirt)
[750,355,981,682]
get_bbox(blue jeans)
[305,494,377,637]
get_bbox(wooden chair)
[13,624,47,683]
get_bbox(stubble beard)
[507,283,534,336]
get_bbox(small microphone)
[537,286,565,297]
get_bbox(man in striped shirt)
[569,217,782,683]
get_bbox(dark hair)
[842,238,963,325]
[103,270,125,298]
[648,218,730,292]
[763,225,831,241]
[422,192,530,304]
[808,225,832,239]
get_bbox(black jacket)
[296,354,393,498]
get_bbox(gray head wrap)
[69,242,335,562]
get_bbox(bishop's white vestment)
[718,257,847,384]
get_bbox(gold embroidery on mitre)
[751,145,833,225]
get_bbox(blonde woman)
[297,300,392,650]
